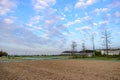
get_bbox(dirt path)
[0,60,120,80]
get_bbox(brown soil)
[0,60,120,80]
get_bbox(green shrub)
[95,51,101,56]
[118,51,120,60]
[71,54,88,59]
[91,53,96,57]
[0,50,8,57]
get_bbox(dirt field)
[0,60,120,80]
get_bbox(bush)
[118,51,120,60]
[71,54,88,59]
[0,50,8,57]
[95,51,101,56]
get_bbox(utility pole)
[92,34,95,55]
[102,29,111,55]
[71,41,77,55]
[82,42,86,53]
[105,29,109,55]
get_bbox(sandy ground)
[0,60,120,80]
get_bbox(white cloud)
[64,15,91,27]
[32,15,41,21]
[27,15,42,27]
[92,8,110,15]
[75,0,97,9]
[27,23,33,27]
[0,0,16,15]
[32,0,56,12]
[64,21,74,27]
[64,5,73,12]
[64,6,70,12]
[41,33,50,40]
[91,31,98,35]
[45,15,64,25]
[95,8,109,13]
[86,0,96,4]
[106,13,111,17]
[98,20,109,25]
[76,26,91,31]
[82,15,91,21]
[93,22,97,26]
[75,19,81,23]
[114,11,120,18]
[107,0,120,8]
[0,17,69,54]
[34,26,43,30]
[3,18,14,24]
[47,8,57,14]
[62,32,68,36]
[45,19,55,25]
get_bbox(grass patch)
[0,55,71,61]
[0,55,120,62]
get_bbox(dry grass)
[0,60,120,80]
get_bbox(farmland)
[0,59,120,80]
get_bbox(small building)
[101,49,120,55]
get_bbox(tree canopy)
[0,50,8,57]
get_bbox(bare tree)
[71,41,77,55]
[82,42,86,52]
[101,29,111,55]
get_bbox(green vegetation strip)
[0,56,70,62]
[0,56,120,63]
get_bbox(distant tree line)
[62,50,94,54]
[61,50,93,57]
[0,50,8,57]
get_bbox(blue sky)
[0,0,120,55]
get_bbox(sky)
[0,0,120,55]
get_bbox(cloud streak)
[0,0,16,15]
[75,0,97,9]
[32,0,56,12]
